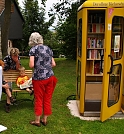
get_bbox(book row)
[87,38,104,48]
[86,61,103,74]
[87,49,104,59]
[88,24,104,33]
[88,13,105,23]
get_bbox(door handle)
[107,55,113,74]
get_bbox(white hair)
[10,48,19,56]
[28,32,43,46]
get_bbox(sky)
[18,0,77,28]
[18,0,59,23]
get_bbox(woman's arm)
[15,60,21,70]
[29,56,34,68]
[52,57,56,67]
[11,55,21,70]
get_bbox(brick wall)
[0,0,5,14]
[0,1,15,14]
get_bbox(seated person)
[3,48,21,71]
[16,66,34,95]
[0,60,16,113]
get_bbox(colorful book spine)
[92,24,96,32]
[87,38,91,48]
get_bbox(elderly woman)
[3,48,21,71]
[29,32,57,127]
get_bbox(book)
[90,61,94,74]
[88,24,92,32]
[96,24,100,32]
[92,24,96,32]
[20,78,32,89]
[87,50,90,59]
[87,38,91,48]
[88,14,93,23]
[94,63,100,74]
[91,50,95,59]
[114,35,120,52]
[86,61,90,73]
[0,125,7,132]
[87,50,91,59]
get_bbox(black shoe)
[30,90,34,96]
[10,97,16,103]
[5,105,10,113]
[40,120,48,126]
[30,120,41,127]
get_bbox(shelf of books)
[86,10,105,82]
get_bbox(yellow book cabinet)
[76,0,124,122]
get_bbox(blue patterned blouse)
[29,44,54,80]
[3,55,21,71]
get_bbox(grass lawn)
[0,58,124,134]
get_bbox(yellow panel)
[77,8,88,115]
[76,10,82,110]
[100,8,124,122]
[78,1,124,11]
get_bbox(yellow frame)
[100,8,124,122]
[77,0,124,121]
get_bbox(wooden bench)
[3,70,33,99]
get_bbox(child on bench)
[16,66,34,95]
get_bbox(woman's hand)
[2,83,10,89]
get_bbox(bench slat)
[3,70,33,102]
[3,70,33,90]
[3,70,32,82]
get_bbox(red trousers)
[32,76,57,116]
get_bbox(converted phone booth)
[76,0,124,122]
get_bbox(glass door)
[100,8,124,122]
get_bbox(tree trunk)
[1,0,11,58]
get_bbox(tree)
[43,31,60,58]
[18,0,55,53]
[49,0,86,59]
[56,2,78,59]
[0,0,47,58]
[1,0,11,58]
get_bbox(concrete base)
[84,111,124,117]
[67,100,124,121]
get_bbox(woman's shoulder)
[3,55,11,62]
[4,55,11,59]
